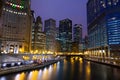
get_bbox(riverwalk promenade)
[0,60,60,76]
[85,57,120,68]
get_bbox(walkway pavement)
[0,60,59,76]
[85,57,120,68]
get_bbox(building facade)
[55,27,61,52]
[0,0,31,53]
[44,18,56,53]
[30,10,35,53]
[31,16,46,53]
[73,24,82,52]
[87,0,120,57]
[59,18,72,52]
[73,24,82,43]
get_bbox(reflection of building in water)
[0,0,31,53]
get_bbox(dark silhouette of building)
[59,18,72,52]
[87,0,120,57]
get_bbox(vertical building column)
[95,49,97,56]
[91,50,92,57]
[101,48,102,57]
[99,49,102,57]
[6,44,9,53]
[97,48,99,57]
[108,46,110,57]
[92,50,94,57]
[102,47,104,58]
[93,49,95,56]
[106,47,108,57]
[104,47,106,57]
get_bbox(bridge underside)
[58,55,85,58]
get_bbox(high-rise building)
[29,10,36,53]
[44,18,56,52]
[59,18,72,52]
[73,24,82,52]
[73,24,82,43]
[31,10,35,24]
[55,27,61,52]
[30,10,35,53]
[56,27,59,40]
[87,0,120,57]
[32,16,46,53]
[83,36,89,50]
[0,0,31,53]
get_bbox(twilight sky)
[31,0,88,37]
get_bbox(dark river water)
[0,57,120,80]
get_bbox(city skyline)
[0,0,120,79]
[31,0,88,37]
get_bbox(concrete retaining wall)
[0,60,59,76]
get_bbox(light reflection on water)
[27,70,38,80]
[0,58,120,80]
[0,77,6,80]
[85,61,91,80]
[26,62,59,80]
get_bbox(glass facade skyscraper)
[87,0,120,57]
[73,24,82,52]
[59,18,72,52]
[44,18,56,52]
[73,24,82,44]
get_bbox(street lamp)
[30,50,33,54]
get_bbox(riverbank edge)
[0,60,60,76]
[84,58,120,68]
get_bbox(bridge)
[57,53,86,58]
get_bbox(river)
[0,57,120,80]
